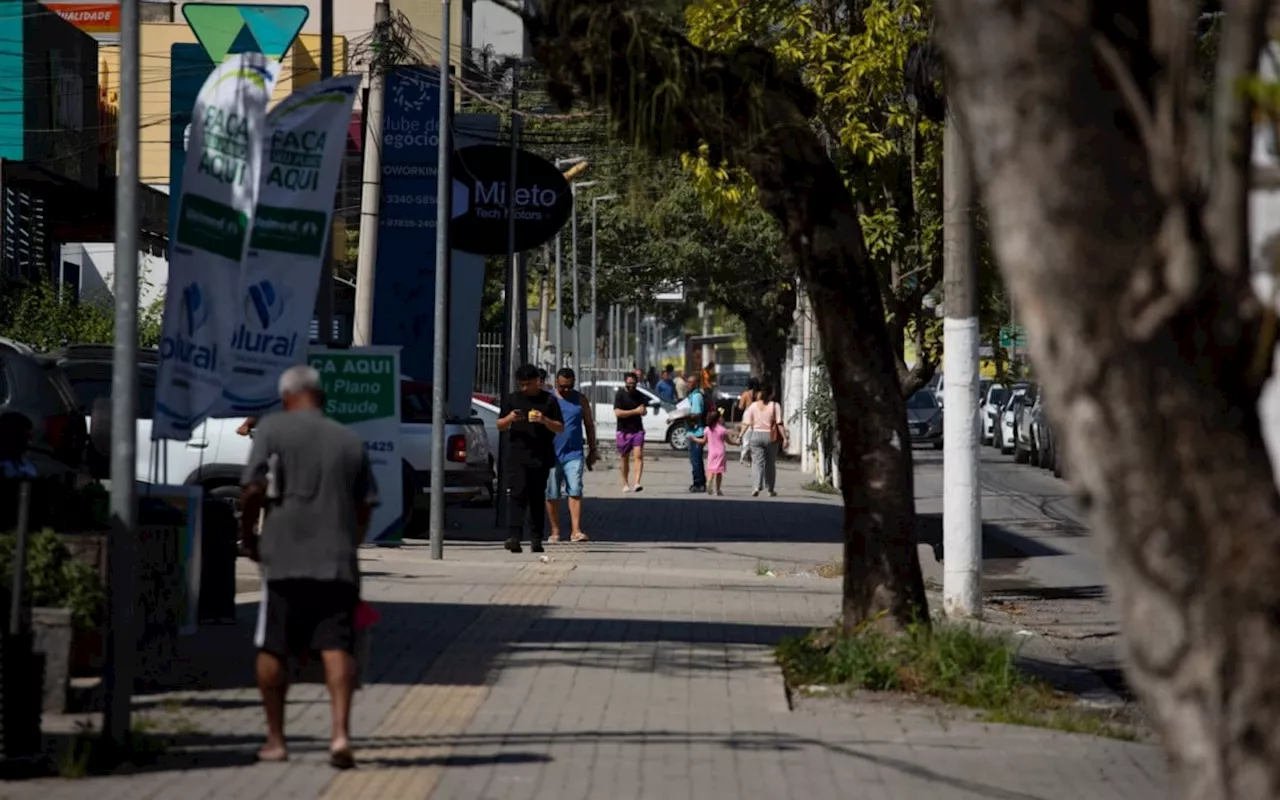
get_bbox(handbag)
[768,402,782,443]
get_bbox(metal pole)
[505,65,523,389]
[428,0,452,560]
[942,115,982,618]
[316,0,336,343]
[352,0,389,345]
[9,481,30,636]
[571,196,580,371]
[554,233,563,366]
[103,0,140,749]
[591,202,599,371]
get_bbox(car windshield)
[989,387,1006,404]
[907,391,938,410]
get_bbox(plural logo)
[232,279,298,358]
[160,282,217,371]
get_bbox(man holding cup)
[497,363,565,553]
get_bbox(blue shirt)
[552,391,586,462]
[688,389,705,436]
[656,379,677,403]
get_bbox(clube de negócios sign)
[450,145,573,254]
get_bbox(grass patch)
[755,561,774,576]
[776,622,1135,740]
[51,720,170,778]
[801,480,839,495]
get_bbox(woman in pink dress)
[690,410,732,495]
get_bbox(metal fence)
[474,332,503,396]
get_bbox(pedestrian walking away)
[690,409,734,495]
[238,365,379,770]
[655,365,677,403]
[741,385,788,497]
[545,367,597,543]
[683,373,708,492]
[498,363,565,553]
[737,377,761,465]
[614,371,648,492]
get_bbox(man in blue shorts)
[545,368,598,542]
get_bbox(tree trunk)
[525,0,929,629]
[741,318,788,399]
[937,1,1280,795]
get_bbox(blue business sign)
[372,66,444,381]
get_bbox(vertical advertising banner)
[308,347,403,545]
[154,53,280,441]
[221,75,362,415]
[372,66,441,382]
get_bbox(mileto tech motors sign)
[450,144,573,254]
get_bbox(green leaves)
[0,279,163,353]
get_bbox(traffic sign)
[999,325,1027,348]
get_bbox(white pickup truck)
[58,347,493,518]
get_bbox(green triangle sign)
[183,3,310,63]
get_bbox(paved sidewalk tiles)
[1,456,1168,799]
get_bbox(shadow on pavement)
[985,584,1109,601]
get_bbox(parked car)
[470,397,500,467]
[0,337,87,477]
[1012,385,1040,464]
[981,383,1008,446]
[996,382,1032,455]
[906,389,943,449]
[60,345,492,516]
[1029,393,1053,469]
[578,380,687,450]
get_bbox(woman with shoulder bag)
[739,386,787,496]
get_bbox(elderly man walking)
[239,365,378,770]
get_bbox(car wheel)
[668,421,689,451]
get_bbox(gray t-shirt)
[241,408,378,584]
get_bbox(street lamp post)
[570,180,598,372]
[555,158,586,368]
[591,193,619,374]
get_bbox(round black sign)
[450,145,573,255]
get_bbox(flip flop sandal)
[571,532,590,542]
[330,749,356,770]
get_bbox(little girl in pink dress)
[691,410,733,495]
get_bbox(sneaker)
[570,531,590,543]
[769,490,777,497]
[622,485,632,493]
[751,490,760,497]
[716,489,724,496]
[633,485,643,493]
[530,540,545,553]
[504,538,522,553]
[689,485,706,494]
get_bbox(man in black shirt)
[613,372,648,492]
[498,363,565,553]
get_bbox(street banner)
[154,53,279,441]
[307,347,404,546]
[221,75,362,415]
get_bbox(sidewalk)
[3,452,1166,799]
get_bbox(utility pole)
[942,114,982,618]
[569,181,597,372]
[537,247,551,364]
[352,0,389,346]
[103,0,140,750]
[590,193,618,371]
[428,0,452,560]
[554,232,563,366]
[505,63,523,389]
[316,0,336,343]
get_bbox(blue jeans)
[688,438,706,488]
[546,456,585,499]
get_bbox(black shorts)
[256,579,358,658]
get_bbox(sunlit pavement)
[5,454,1166,799]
